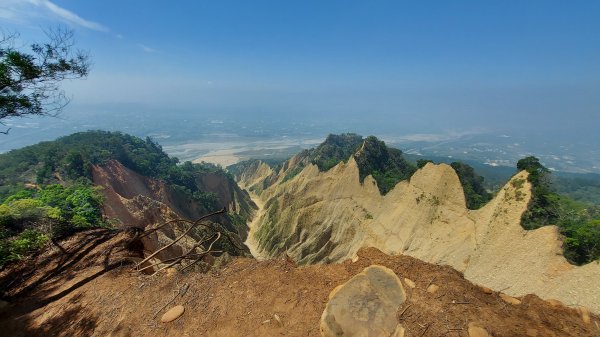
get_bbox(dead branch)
[135,208,246,274]
[397,304,412,321]
[427,276,437,288]
[135,208,226,270]
[151,232,222,276]
[137,232,220,273]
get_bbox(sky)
[1,1,599,146]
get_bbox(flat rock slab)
[321,265,406,337]
[161,305,185,323]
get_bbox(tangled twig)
[135,208,242,275]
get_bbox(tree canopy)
[450,161,492,209]
[0,27,90,132]
[517,156,600,264]
[304,134,417,195]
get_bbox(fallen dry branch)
[397,304,412,321]
[135,208,243,274]
[151,232,222,276]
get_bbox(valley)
[2,2,599,336]
[0,132,598,336]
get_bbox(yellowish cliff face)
[241,158,600,313]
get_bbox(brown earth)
[89,160,254,265]
[0,230,598,337]
[92,160,255,238]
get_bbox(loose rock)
[578,306,591,324]
[546,299,563,307]
[403,278,416,289]
[160,305,185,323]
[274,313,283,326]
[481,286,493,294]
[427,284,439,294]
[468,323,491,337]
[320,265,406,337]
[499,293,521,305]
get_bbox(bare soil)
[0,230,598,337]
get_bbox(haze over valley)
[1,1,599,336]
[3,110,599,175]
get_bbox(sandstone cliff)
[240,157,600,313]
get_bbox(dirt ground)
[0,230,598,337]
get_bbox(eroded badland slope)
[1,133,599,336]
[239,157,600,313]
[0,230,597,337]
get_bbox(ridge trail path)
[244,192,269,260]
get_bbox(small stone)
[526,328,538,336]
[499,293,521,305]
[165,268,177,277]
[262,319,271,324]
[481,286,493,294]
[427,284,439,294]
[274,313,283,326]
[403,278,416,289]
[468,323,491,337]
[546,299,563,307]
[160,305,185,323]
[578,306,591,324]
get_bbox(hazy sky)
[1,1,599,139]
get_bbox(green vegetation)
[0,131,235,267]
[517,156,600,265]
[553,173,600,205]
[450,161,492,209]
[0,131,223,209]
[309,133,364,171]
[0,183,105,267]
[282,165,305,183]
[416,159,433,169]
[307,134,416,195]
[518,156,557,229]
[353,136,416,194]
[1,28,90,128]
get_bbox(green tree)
[517,156,559,229]
[416,159,433,169]
[450,161,492,209]
[0,27,90,132]
[516,156,600,264]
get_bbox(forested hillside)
[296,134,418,195]
[0,131,246,268]
[0,131,226,205]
